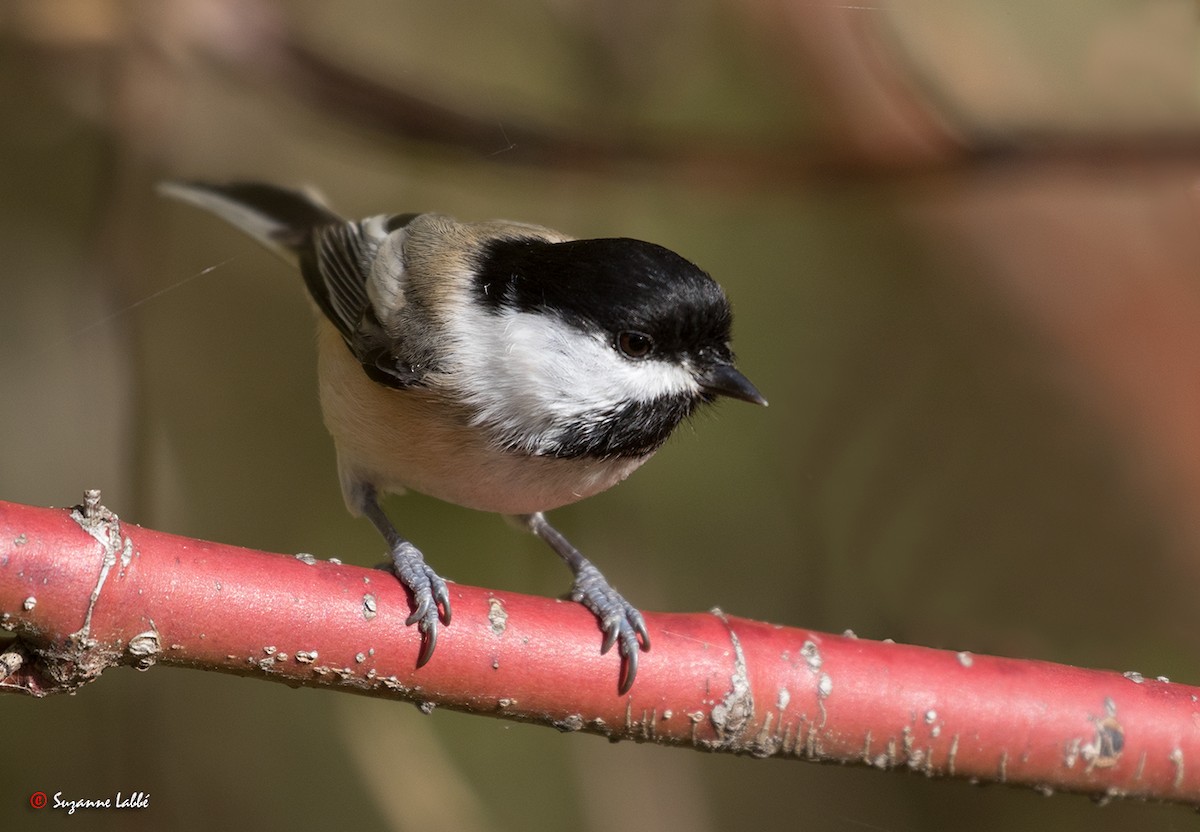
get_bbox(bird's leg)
[517,512,649,694]
[358,486,451,667]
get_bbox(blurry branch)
[165,7,816,188]
[182,5,1200,182]
[277,42,634,169]
[2,494,1199,808]
[10,1,1200,184]
[285,31,1200,175]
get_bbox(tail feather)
[157,181,342,266]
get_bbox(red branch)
[0,495,1196,806]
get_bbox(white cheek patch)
[447,306,698,452]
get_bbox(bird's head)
[451,235,765,459]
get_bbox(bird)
[158,181,766,693]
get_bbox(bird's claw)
[390,542,451,667]
[571,563,650,695]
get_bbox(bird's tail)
[156,181,342,267]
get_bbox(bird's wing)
[310,217,427,389]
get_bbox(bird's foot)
[570,561,650,695]
[390,541,451,666]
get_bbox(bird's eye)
[616,331,654,359]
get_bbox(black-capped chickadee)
[158,181,765,693]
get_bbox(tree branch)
[1,493,1196,807]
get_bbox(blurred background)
[3,0,1200,828]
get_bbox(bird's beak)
[699,363,768,406]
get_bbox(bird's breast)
[316,322,650,514]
